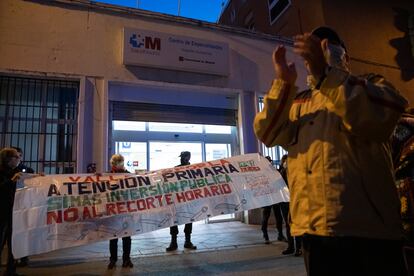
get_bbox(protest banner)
[12,153,289,258]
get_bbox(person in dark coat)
[166,151,197,251]
[261,156,288,244]
[0,148,24,276]
[11,147,34,174]
[11,147,34,267]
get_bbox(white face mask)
[323,43,348,70]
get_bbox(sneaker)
[282,247,295,255]
[264,239,271,245]
[107,260,116,269]
[122,259,134,268]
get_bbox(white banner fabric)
[12,153,289,258]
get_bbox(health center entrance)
[109,101,240,223]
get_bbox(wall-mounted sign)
[122,28,229,76]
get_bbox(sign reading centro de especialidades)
[122,27,229,76]
[12,153,289,258]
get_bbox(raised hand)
[273,45,297,84]
[293,33,327,81]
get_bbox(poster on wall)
[122,27,230,76]
[12,153,288,258]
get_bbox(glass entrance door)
[115,141,233,172]
[112,121,238,222]
[114,142,147,173]
[149,141,202,170]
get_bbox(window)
[148,122,203,133]
[112,121,236,172]
[115,142,147,172]
[0,75,79,174]
[149,141,203,171]
[205,143,231,161]
[113,121,145,131]
[268,0,291,25]
[205,125,231,134]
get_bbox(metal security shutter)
[111,101,237,126]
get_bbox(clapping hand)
[272,45,297,85]
[293,33,328,82]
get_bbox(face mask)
[323,43,347,70]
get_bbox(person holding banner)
[261,156,288,244]
[107,154,134,269]
[166,151,197,252]
[0,148,24,276]
[254,26,408,275]
[11,147,34,175]
[11,147,33,267]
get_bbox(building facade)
[0,0,308,223]
[220,0,414,105]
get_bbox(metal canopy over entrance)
[112,101,237,126]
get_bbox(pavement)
[6,221,307,275]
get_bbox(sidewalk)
[29,221,284,263]
[11,221,307,275]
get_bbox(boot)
[122,258,134,268]
[282,246,295,255]
[107,260,116,269]
[282,237,295,255]
[184,234,197,250]
[294,237,302,256]
[166,235,178,252]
